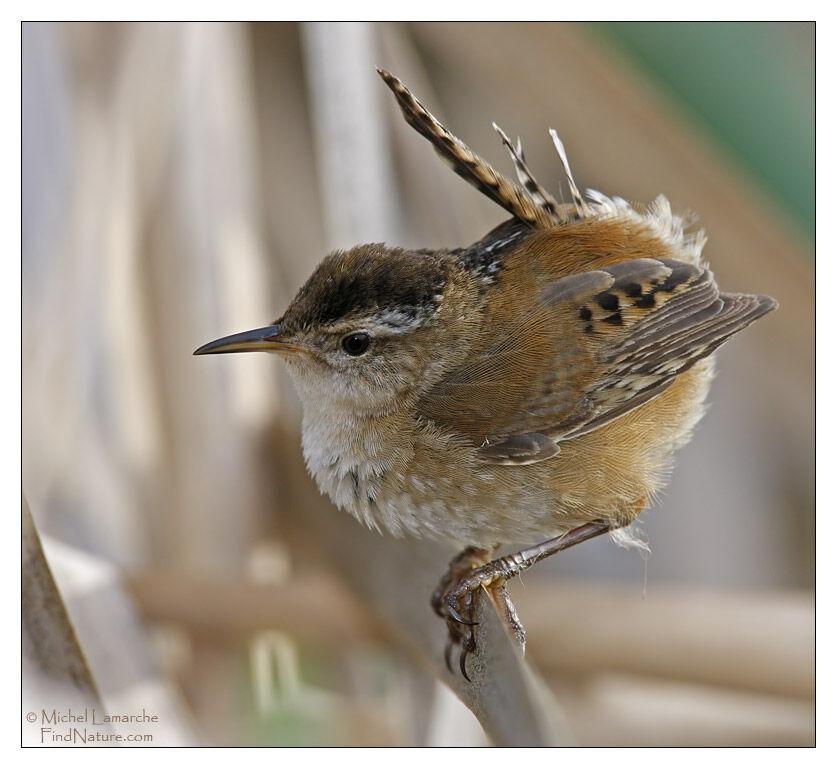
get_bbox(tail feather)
[492,122,565,223]
[549,129,589,218]
[378,68,558,228]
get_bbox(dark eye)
[341,332,371,356]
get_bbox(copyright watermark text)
[24,707,158,745]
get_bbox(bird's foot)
[431,523,612,679]
[431,546,526,680]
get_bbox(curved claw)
[446,602,478,626]
[459,647,472,681]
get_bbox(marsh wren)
[196,70,778,678]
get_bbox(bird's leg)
[434,521,611,678]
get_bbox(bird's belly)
[301,419,562,546]
[308,454,558,546]
[301,359,714,548]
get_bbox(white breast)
[300,402,410,536]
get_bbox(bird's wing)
[416,257,777,464]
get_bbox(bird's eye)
[341,332,371,356]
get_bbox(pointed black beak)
[194,325,306,356]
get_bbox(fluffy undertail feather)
[610,522,651,558]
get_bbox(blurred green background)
[592,22,814,241]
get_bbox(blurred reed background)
[22,21,814,747]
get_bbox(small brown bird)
[196,70,778,678]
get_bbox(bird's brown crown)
[276,244,450,335]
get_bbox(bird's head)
[195,244,472,416]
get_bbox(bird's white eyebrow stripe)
[364,307,435,332]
